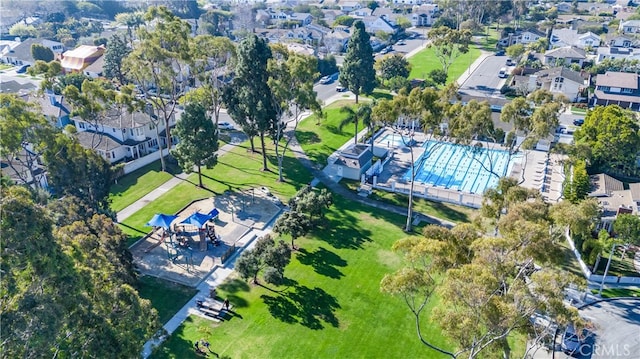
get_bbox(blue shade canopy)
[146,214,178,229]
[180,212,213,228]
[207,208,219,218]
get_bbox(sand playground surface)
[131,188,283,287]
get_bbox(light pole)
[598,243,618,297]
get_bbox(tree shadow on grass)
[311,212,373,250]
[296,247,347,279]
[296,130,321,145]
[217,278,250,308]
[261,285,340,330]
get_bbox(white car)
[319,76,332,84]
[217,122,234,130]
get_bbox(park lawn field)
[151,196,454,358]
[109,160,181,212]
[137,276,198,324]
[408,46,481,83]
[297,100,359,166]
[119,141,313,246]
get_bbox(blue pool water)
[378,133,413,147]
[402,141,518,194]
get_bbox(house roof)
[83,54,104,75]
[7,38,39,63]
[544,46,586,59]
[597,189,636,218]
[76,131,121,152]
[61,45,105,70]
[594,90,640,103]
[26,93,72,119]
[621,20,640,27]
[535,67,585,85]
[0,79,36,94]
[596,71,639,89]
[74,107,155,129]
[629,182,640,202]
[589,173,624,197]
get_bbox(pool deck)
[368,128,565,207]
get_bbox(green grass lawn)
[137,276,198,324]
[593,249,639,278]
[342,179,476,224]
[297,101,359,166]
[109,160,181,212]
[0,63,12,71]
[408,46,481,83]
[592,287,640,299]
[151,196,454,358]
[119,141,313,246]
[557,240,588,280]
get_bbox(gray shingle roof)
[544,46,586,59]
[535,67,585,85]
[596,71,639,90]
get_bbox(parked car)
[16,64,30,73]
[573,118,584,126]
[495,49,505,56]
[381,47,391,54]
[319,75,332,84]
[336,85,347,92]
[506,58,514,66]
[217,122,234,130]
[397,40,406,45]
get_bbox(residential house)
[543,46,587,67]
[255,9,271,26]
[349,8,373,18]
[60,45,106,73]
[288,13,313,26]
[498,29,545,47]
[363,16,399,35]
[550,29,600,49]
[596,46,640,64]
[511,67,585,102]
[72,106,177,164]
[328,144,373,180]
[619,20,640,34]
[324,28,351,53]
[26,92,73,128]
[321,9,343,24]
[83,54,105,78]
[556,2,573,13]
[394,0,428,4]
[608,35,634,48]
[410,4,438,27]
[592,71,640,111]
[589,173,637,232]
[0,149,48,189]
[1,38,64,66]
[339,1,362,13]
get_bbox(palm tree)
[339,104,372,145]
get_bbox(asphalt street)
[459,54,511,98]
[553,299,640,359]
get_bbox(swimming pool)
[402,141,519,194]
[377,133,414,147]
